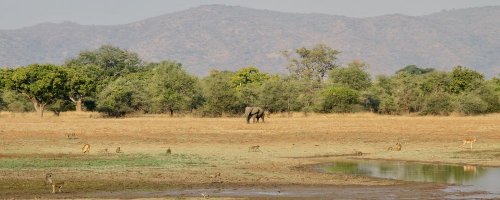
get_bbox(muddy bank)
[7,183,449,199]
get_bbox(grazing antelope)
[463,137,477,149]
[395,143,402,151]
[387,143,402,151]
[82,144,90,153]
[45,173,64,194]
[166,147,172,155]
[66,133,78,140]
[248,145,262,152]
[208,172,221,179]
[353,149,363,156]
[200,193,209,199]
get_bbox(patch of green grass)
[0,153,207,169]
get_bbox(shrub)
[96,77,148,117]
[1,90,33,112]
[456,93,488,115]
[317,86,360,113]
[421,92,453,115]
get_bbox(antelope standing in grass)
[45,173,64,193]
[463,137,477,149]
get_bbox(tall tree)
[448,66,484,94]
[396,65,435,75]
[391,72,423,113]
[0,68,12,89]
[231,67,269,87]
[329,61,372,90]
[258,75,302,114]
[0,69,13,110]
[283,44,340,82]
[231,67,269,106]
[1,90,33,112]
[66,65,102,112]
[318,86,360,113]
[65,45,143,78]
[147,61,199,116]
[96,74,148,117]
[9,64,69,117]
[202,70,241,116]
[419,71,451,94]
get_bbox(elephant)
[245,106,265,123]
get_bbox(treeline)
[0,44,499,117]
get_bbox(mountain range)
[0,5,499,76]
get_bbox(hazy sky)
[1,0,499,30]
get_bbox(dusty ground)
[0,112,498,199]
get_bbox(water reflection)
[324,159,499,196]
[326,160,487,184]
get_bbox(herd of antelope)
[42,131,480,194]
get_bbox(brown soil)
[0,112,499,199]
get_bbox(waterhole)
[322,159,500,198]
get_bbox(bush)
[317,86,360,113]
[476,83,500,113]
[378,95,398,114]
[48,99,74,116]
[456,93,488,115]
[421,92,453,115]
[96,77,148,117]
[1,90,33,112]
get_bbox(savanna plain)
[0,112,499,199]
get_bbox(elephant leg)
[255,112,264,123]
[246,114,253,123]
[248,112,258,123]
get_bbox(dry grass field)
[0,111,499,199]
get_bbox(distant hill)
[0,5,499,76]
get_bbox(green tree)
[396,65,435,75]
[369,75,402,114]
[96,75,148,117]
[456,93,488,115]
[0,69,12,110]
[474,82,500,113]
[491,76,500,93]
[66,65,102,112]
[202,70,241,116]
[421,92,453,115]
[283,44,340,82]
[0,68,12,88]
[231,67,269,106]
[48,99,74,116]
[1,90,33,112]
[329,61,372,90]
[258,75,302,114]
[378,94,398,114]
[391,72,423,113]
[448,66,484,94]
[66,45,143,78]
[9,64,69,117]
[147,61,199,116]
[231,67,269,88]
[317,86,360,113]
[420,71,451,94]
